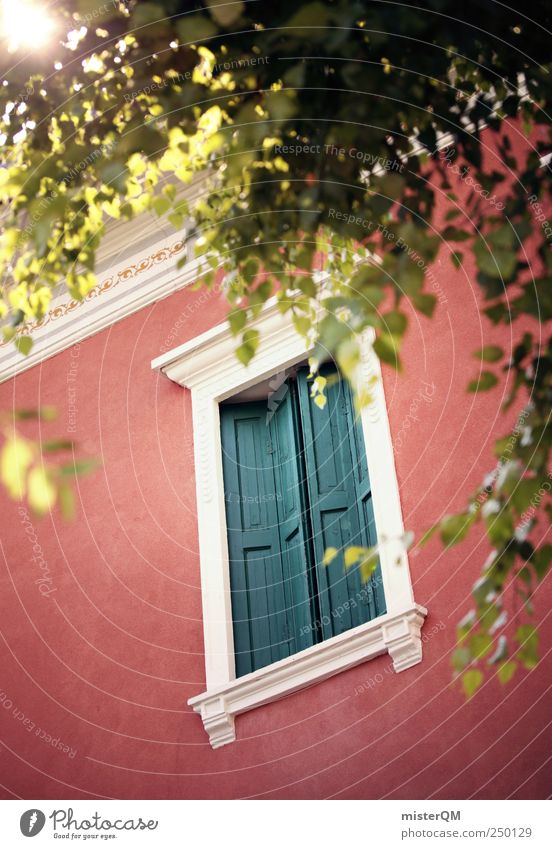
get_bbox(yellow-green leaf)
[323,547,339,566]
[497,660,517,685]
[58,483,75,521]
[205,0,245,27]
[1,436,34,499]
[15,336,33,356]
[344,546,368,569]
[461,668,483,698]
[475,345,503,363]
[27,466,56,516]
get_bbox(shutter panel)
[267,383,319,652]
[296,364,386,639]
[349,391,387,617]
[220,389,315,677]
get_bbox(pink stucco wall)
[1,125,550,799]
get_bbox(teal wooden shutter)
[221,364,386,677]
[220,386,315,677]
[267,384,320,650]
[296,364,386,639]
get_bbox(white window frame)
[151,298,427,748]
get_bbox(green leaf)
[343,545,378,582]
[412,292,437,317]
[474,237,517,279]
[296,276,317,298]
[462,668,483,698]
[1,437,33,499]
[58,483,75,521]
[395,257,425,295]
[228,308,247,336]
[241,258,259,285]
[488,635,508,665]
[317,314,350,351]
[383,310,407,336]
[452,646,471,672]
[254,280,272,303]
[60,459,99,477]
[531,545,552,580]
[287,2,332,30]
[152,196,171,217]
[419,523,439,546]
[457,610,476,644]
[205,0,245,27]
[130,2,164,27]
[484,506,514,547]
[440,512,474,547]
[479,603,502,632]
[336,339,360,380]
[497,660,517,684]
[236,328,260,366]
[42,440,74,452]
[14,407,56,421]
[474,345,503,363]
[292,314,311,336]
[442,226,471,242]
[468,371,498,392]
[27,466,56,516]
[516,624,539,669]
[349,265,385,298]
[175,15,218,43]
[168,212,184,230]
[488,224,516,250]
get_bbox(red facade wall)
[1,128,551,799]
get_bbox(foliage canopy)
[1,0,551,694]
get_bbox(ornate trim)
[0,233,205,382]
[0,174,210,381]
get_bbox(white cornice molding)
[152,296,314,399]
[0,235,204,383]
[189,605,427,749]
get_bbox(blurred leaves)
[424,336,551,697]
[0,0,550,695]
[0,414,98,518]
[468,371,499,392]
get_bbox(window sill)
[188,603,427,748]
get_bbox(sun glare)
[1,0,55,52]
